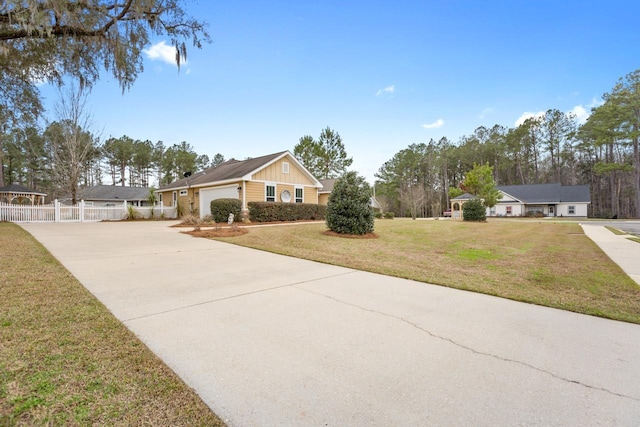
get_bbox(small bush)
[248,202,326,222]
[326,171,374,235]
[383,211,395,219]
[210,198,242,223]
[374,211,383,219]
[125,205,141,220]
[463,198,486,221]
[180,213,201,226]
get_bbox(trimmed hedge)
[248,202,326,222]
[210,198,242,223]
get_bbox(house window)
[266,183,276,202]
[159,193,163,205]
[179,189,188,196]
[282,162,290,174]
[295,187,303,203]
[506,206,512,215]
[568,205,575,215]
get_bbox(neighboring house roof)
[497,184,591,204]
[64,185,150,202]
[159,150,322,191]
[318,179,337,194]
[0,183,46,196]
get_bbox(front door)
[549,205,555,216]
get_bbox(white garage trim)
[199,184,240,218]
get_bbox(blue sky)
[40,0,640,183]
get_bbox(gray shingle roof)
[318,179,337,193]
[159,151,289,190]
[0,183,47,195]
[451,192,475,200]
[497,183,591,204]
[71,185,150,201]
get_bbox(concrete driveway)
[21,221,640,426]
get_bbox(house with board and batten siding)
[156,151,323,218]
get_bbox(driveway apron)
[21,221,640,426]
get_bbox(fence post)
[54,199,60,222]
[80,200,85,222]
[123,201,127,220]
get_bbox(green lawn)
[0,223,225,426]
[213,219,640,324]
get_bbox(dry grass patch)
[212,219,640,323]
[0,223,225,426]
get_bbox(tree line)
[375,69,640,219]
[0,107,224,203]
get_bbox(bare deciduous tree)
[46,85,100,204]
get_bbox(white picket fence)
[0,200,177,223]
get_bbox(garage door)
[199,185,239,218]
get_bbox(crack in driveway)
[122,270,358,323]
[296,285,640,403]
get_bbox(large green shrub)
[248,202,326,222]
[462,198,486,221]
[326,171,374,235]
[210,198,242,223]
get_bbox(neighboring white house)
[451,183,591,218]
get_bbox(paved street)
[21,221,640,426]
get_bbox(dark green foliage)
[248,202,326,222]
[210,198,241,223]
[383,211,395,219]
[374,211,383,219]
[463,198,486,221]
[326,171,374,235]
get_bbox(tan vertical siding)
[245,181,265,203]
[305,188,319,204]
[252,155,315,185]
[318,193,329,205]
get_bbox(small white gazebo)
[0,183,47,205]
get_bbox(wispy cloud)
[516,97,606,127]
[375,85,395,96]
[478,107,494,119]
[514,111,545,127]
[143,41,185,67]
[422,119,444,129]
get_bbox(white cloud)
[587,97,605,109]
[478,107,494,119]
[375,85,395,96]
[567,98,604,124]
[422,119,444,129]
[568,105,589,123]
[143,41,185,66]
[514,111,545,127]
